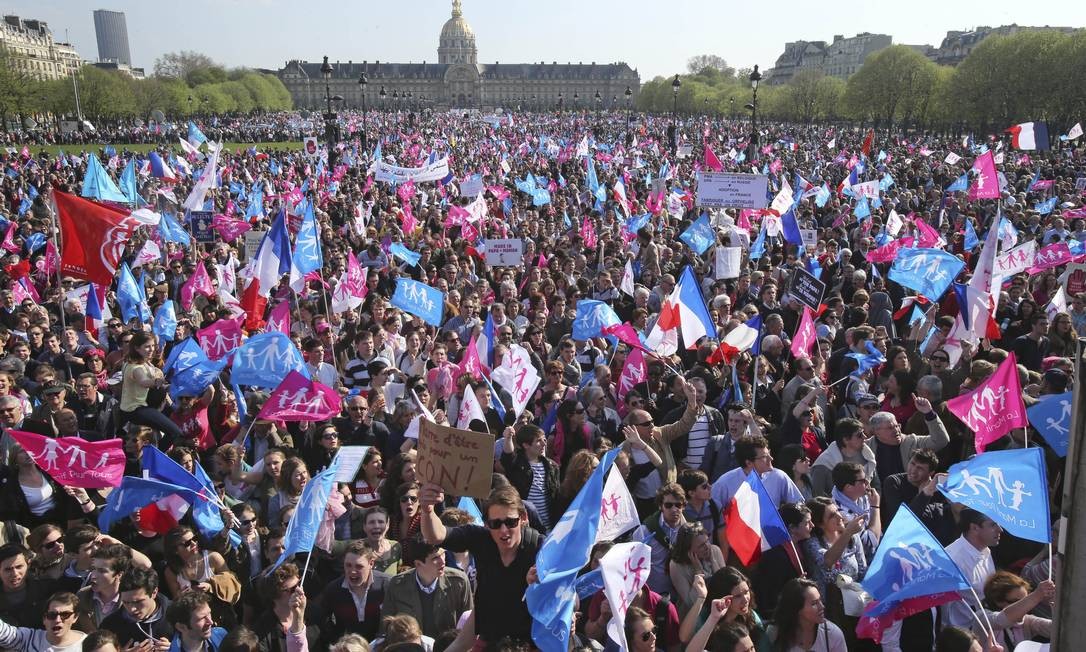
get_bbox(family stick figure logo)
[945,466,1033,512]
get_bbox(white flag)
[621,260,636,296]
[714,247,742,280]
[886,209,904,236]
[944,152,961,165]
[601,542,653,652]
[1046,286,1069,321]
[1068,123,1083,141]
[490,344,541,419]
[596,469,640,542]
[455,386,487,431]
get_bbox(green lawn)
[17,142,305,156]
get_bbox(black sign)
[789,267,826,312]
[188,210,215,243]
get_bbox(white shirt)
[711,467,804,511]
[942,535,995,628]
[307,361,340,389]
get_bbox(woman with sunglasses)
[303,423,342,473]
[27,524,66,582]
[623,606,663,652]
[162,526,240,627]
[388,482,422,565]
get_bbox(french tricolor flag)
[138,493,191,534]
[655,266,716,350]
[725,470,791,564]
[1007,122,1050,151]
[147,152,179,183]
[712,315,762,364]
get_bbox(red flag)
[240,279,267,332]
[861,130,874,157]
[703,145,724,172]
[54,190,139,286]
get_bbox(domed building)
[277,0,640,111]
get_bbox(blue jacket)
[169,626,228,652]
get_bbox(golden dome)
[440,0,475,42]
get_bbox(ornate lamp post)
[358,71,368,151]
[624,86,633,146]
[320,56,342,168]
[747,64,762,162]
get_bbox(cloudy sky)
[15,0,1086,79]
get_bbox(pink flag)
[536,253,548,268]
[42,241,60,275]
[1028,242,1073,273]
[866,237,915,263]
[703,145,724,172]
[197,318,243,360]
[264,301,292,336]
[914,219,945,248]
[581,219,598,250]
[790,307,817,358]
[10,280,32,305]
[459,335,486,380]
[18,278,39,304]
[446,205,471,227]
[212,214,252,242]
[180,261,216,310]
[946,353,1028,453]
[8,430,125,488]
[402,204,418,233]
[258,370,341,422]
[397,180,416,203]
[616,348,647,418]
[967,151,1000,200]
[1,222,18,254]
[602,322,651,353]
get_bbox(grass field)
[17,142,305,156]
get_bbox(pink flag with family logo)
[790,307,817,358]
[264,300,292,336]
[180,261,216,310]
[946,353,1028,452]
[459,335,486,380]
[42,241,60,275]
[8,430,125,488]
[212,214,252,242]
[968,151,1000,200]
[866,236,915,263]
[258,370,341,422]
[1,222,19,254]
[197,318,243,360]
[616,348,647,418]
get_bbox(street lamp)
[747,65,762,161]
[557,92,563,112]
[624,86,633,146]
[320,55,340,168]
[594,90,602,119]
[669,74,681,154]
[729,97,735,118]
[358,71,368,151]
[671,74,681,116]
[379,85,387,111]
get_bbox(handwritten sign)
[417,420,493,499]
[789,266,826,312]
[696,172,769,209]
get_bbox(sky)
[13,0,1086,81]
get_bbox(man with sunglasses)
[419,485,539,647]
[0,591,86,651]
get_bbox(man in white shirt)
[942,508,1001,629]
[302,337,342,392]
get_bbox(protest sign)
[484,239,524,266]
[696,172,769,209]
[243,230,263,260]
[460,177,484,197]
[372,157,450,184]
[302,136,319,160]
[334,446,370,483]
[789,266,826,311]
[1062,262,1086,295]
[800,228,817,247]
[417,419,493,499]
[714,246,742,279]
[188,211,215,243]
[676,144,693,159]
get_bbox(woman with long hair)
[880,368,917,424]
[777,445,814,502]
[551,399,600,468]
[769,578,846,651]
[553,449,599,518]
[801,497,868,643]
[378,451,417,513]
[388,481,421,565]
[667,523,725,618]
[1049,312,1077,358]
[303,422,342,472]
[351,447,384,510]
[163,525,240,627]
[267,457,309,526]
[118,331,182,449]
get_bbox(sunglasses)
[640,628,657,642]
[41,538,62,550]
[321,432,339,440]
[179,538,197,548]
[663,501,686,509]
[239,518,257,527]
[400,495,419,504]
[45,610,75,621]
[486,517,521,530]
[633,420,654,427]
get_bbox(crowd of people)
[0,105,1080,652]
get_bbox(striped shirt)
[526,461,551,530]
[683,412,711,469]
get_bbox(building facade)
[767,32,892,84]
[0,15,80,80]
[277,0,640,111]
[928,24,1077,66]
[93,9,132,66]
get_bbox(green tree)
[154,50,216,79]
[843,45,939,128]
[76,65,136,121]
[687,54,734,77]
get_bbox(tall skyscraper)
[93,9,131,66]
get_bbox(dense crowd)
[0,106,1080,652]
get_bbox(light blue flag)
[119,158,143,206]
[153,301,177,344]
[116,263,150,323]
[24,232,45,253]
[457,496,484,525]
[99,476,199,534]
[246,187,265,219]
[532,187,552,206]
[888,248,965,301]
[17,197,31,216]
[169,356,228,400]
[187,121,208,144]
[391,278,445,326]
[679,213,715,255]
[389,242,422,267]
[854,195,871,220]
[859,505,971,621]
[164,338,208,376]
[880,173,895,191]
[847,341,886,377]
[231,331,309,388]
[750,223,768,260]
[1026,391,1073,457]
[232,384,248,424]
[814,183,831,208]
[1035,197,1057,215]
[159,211,191,245]
[964,220,979,251]
[572,300,621,341]
[938,448,1050,543]
[626,213,651,235]
[289,200,323,285]
[575,569,605,600]
[587,157,600,195]
[946,175,968,192]
[81,154,130,204]
[526,448,621,652]
[141,446,241,546]
[271,454,343,571]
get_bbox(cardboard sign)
[188,211,215,243]
[417,420,493,499]
[789,266,826,311]
[696,172,770,209]
[1064,262,1086,296]
[484,238,524,267]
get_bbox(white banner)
[994,240,1037,277]
[490,344,541,418]
[945,152,961,165]
[460,177,484,197]
[371,157,450,184]
[714,246,743,280]
[596,469,640,543]
[850,180,880,199]
[696,172,769,209]
[601,542,652,652]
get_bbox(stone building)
[0,15,81,81]
[928,24,1078,66]
[277,0,640,111]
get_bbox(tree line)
[639,29,1086,134]
[0,49,293,129]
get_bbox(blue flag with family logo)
[153,301,177,344]
[888,248,965,301]
[860,505,971,619]
[389,242,421,267]
[232,331,309,388]
[1026,391,1073,457]
[116,263,151,323]
[946,174,968,192]
[271,454,342,572]
[526,448,620,652]
[937,448,1050,543]
[1035,197,1057,215]
[164,338,206,376]
[572,300,621,341]
[159,211,191,245]
[169,356,228,400]
[679,212,715,255]
[391,278,445,326]
[854,195,871,220]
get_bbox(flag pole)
[966,585,997,642]
[788,539,806,577]
[750,356,760,411]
